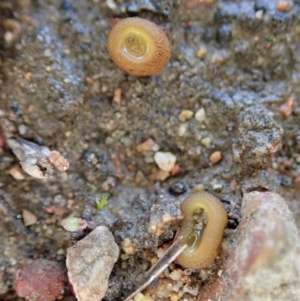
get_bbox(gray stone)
[232,105,283,174]
[66,226,119,301]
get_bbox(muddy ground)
[0,0,299,300]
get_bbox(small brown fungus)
[176,192,228,269]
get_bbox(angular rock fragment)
[15,259,65,301]
[22,209,37,226]
[7,138,69,179]
[154,151,177,172]
[66,226,119,301]
[232,105,283,174]
[194,191,300,301]
[224,191,300,301]
[149,201,182,238]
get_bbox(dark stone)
[169,181,188,196]
[216,24,232,45]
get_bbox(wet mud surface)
[0,0,299,300]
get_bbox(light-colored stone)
[113,88,122,104]
[201,137,211,147]
[136,138,159,152]
[154,151,177,172]
[196,45,207,58]
[66,226,119,301]
[7,138,69,179]
[121,238,136,255]
[134,293,154,301]
[22,209,37,226]
[194,108,206,123]
[178,123,188,137]
[9,164,25,180]
[178,110,193,122]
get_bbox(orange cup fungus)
[107,17,171,76]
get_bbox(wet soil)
[0,0,299,300]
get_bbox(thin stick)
[123,236,188,301]
[0,193,28,236]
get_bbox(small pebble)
[57,249,65,255]
[209,151,222,164]
[169,181,188,196]
[53,207,64,216]
[276,0,292,12]
[134,170,148,186]
[156,248,166,259]
[196,46,207,58]
[210,50,230,65]
[167,283,173,291]
[201,137,211,147]
[255,10,264,19]
[171,164,181,176]
[154,151,177,172]
[179,110,193,122]
[200,270,208,281]
[134,293,153,301]
[183,283,200,296]
[4,32,14,45]
[150,169,170,181]
[113,88,122,104]
[43,49,52,57]
[178,123,188,137]
[279,97,294,117]
[169,269,183,281]
[22,209,37,226]
[142,152,154,164]
[170,292,180,301]
[121,238,136,255]
[106,0,117,10]
[9,164,25,180]
[171,281,183,292]
[213,183,223,191]
[45,66,52,72]
[182,269,193,276]
[195,108,206,123]
[101,176,116,191]
[48,151,69,171]
[136,138,159,152]
[24,72,32,80]
[18,124,27,135]
[192,183,205,193]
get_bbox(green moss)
[96,196,108,210]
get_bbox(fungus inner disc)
[184,208,208,253]
[123,31,149,58]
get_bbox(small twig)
[0,192,29,236]
[123,236,188,301]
